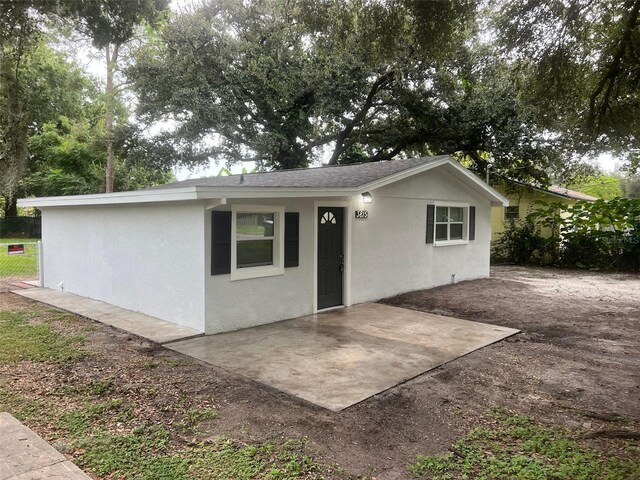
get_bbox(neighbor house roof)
[546,185,598,202]
[19,155,509,208]
[498,177,598,202]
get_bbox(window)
[230,205,285,281]
[211,209,299,276]
[435,206,464,241]
[504,206,520,220]
[236,213,274,268]
[426,203,474,245]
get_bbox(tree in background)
[568,174,622,200]
[0,36,91,215]
[621,175,640,198]
[24,116,175,198]
[492,0,640,172]
[128,0,573,183]
[0,0,178,215]
[62,0,170,192]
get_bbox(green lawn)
[0,238,39,278]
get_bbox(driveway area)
[167,303,518,411]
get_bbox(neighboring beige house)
[491,178,597,242]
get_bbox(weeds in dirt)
[0,311,85,363]
[177,406,218,433]
[408,407,640,479]
[0,386,48,424]
[72,428,322,479]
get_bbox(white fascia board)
[18,187,204,208]
[18,186,358,208]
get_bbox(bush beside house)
[493,198,640,271]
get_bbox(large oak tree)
[129,0,566,182]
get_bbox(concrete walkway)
[13,288,202,344]
[0,413,89,480]
[168,303,519,411]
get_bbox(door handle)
[339,254,344,272]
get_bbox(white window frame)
[433,201,470,247]
[231,204,285,281]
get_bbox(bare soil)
[1,265,639,479]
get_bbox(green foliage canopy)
[128,0,569,182]
[492,0,640,170]
[568,174,622,200]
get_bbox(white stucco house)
[19,155,508,334]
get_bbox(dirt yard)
[1,266,639,479]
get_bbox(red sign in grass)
[7,244,25,255]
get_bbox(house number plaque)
[355,210,368,219]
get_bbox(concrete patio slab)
[12,288,202,344]
[0,412,89,480]
[167,303,519,411]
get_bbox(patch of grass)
[0,239,38,277]
[76,424,180,478]
[142,360,160,369]
[177,406,217,433]
[0,311,85,364]
[59,398,132,435]
[75,427,323,480]
[163,357,190,367]
[189,438,320,480]
[0,386,48,424]
[408,409,640,480]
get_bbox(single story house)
[490,177,597,241]
[19,156,508,334]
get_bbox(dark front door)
[317,207,344,310]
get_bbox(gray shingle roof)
[152,155,449,190]
[547,185,598,202]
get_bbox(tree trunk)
[104,44,119,193]
[0,46,29,199]
[3,196,18,218]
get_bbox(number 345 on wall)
[354,210,368,219]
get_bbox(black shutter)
[211,211,231,275]
[426,204,435,244]
[469,206,476,241]
[284,212,299,268]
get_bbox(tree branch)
[327,71,394,165]
[588,0,640,130]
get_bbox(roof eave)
[18,187,202,208]
[18,186,364,208]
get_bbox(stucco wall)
[203,169,494,333]
[350,167,492,304]
[204,198,316,334]
[40,203,206,331]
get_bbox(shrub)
[492,219,549,265]
[527,197,640,270]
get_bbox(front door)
[317,207,344,310]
